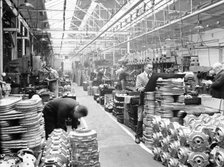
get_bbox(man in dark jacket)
[211,62,224,98]
[43,98,88,139]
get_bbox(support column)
[219,47,223,64]
[127,35,130,54]
[22,27,25,56]
[113,44,116,65]
[0,0,3,78]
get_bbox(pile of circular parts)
[151,114,224,167]
[69,129,100,167]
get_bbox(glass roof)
[45,0,77,55]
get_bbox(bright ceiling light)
[19,0,35,9]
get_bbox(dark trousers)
[135,105,144,138]
[136,121,143,138]
[43,107,56,139]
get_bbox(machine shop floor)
[74,84,164,167]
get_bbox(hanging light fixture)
[194,15,204,30]
[18,0,35,9]
[168,0,179,17]
[40,38,48,42]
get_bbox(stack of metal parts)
[41,129,70,167]
[156,78,185,122]
[36,99,45,139]
[69,129,100,167]
[0,149,37,167]
[151,114,224,167]
[92,86,100,102]
[104,94,114,113]
[15,99,43,149]
[113,93,126,124]
[0,97,23,153]
[142,92,155,149]
[98,85,114,106]
[0,97,44,154]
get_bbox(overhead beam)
[51,38,115,42]
[102,0,224,52]
[41,29,128,35]
[79,1,98,30]
[75,0,144,55]
[98,3,112,17]
[75,5,99,20]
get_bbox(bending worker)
[43,98,88,139]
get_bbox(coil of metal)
[215,124,224,147]
[167,158,179,167]
[152,116,161,132]
[152,132,162,147]
[177,127,191,146]
[177,147,191,165]
[161,136,171,152]
[177,163,189,167]
[152,147,162,161]
[168,122,181,140]
[160,152,171,166]
[213,146,224,167]
[168,141,180,158]
[159,119,170,137]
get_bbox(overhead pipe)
[102,0,224,52]
[75,0,144,55]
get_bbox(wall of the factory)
[63,59,73,72]
[190,28,224,66]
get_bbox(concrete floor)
[74,84,164,167]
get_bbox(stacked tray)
[0,99,43,153]
[69,129,100,167]
[16,99,43,148]
[0,97,22,113]
[142,92,155,149]
[156,79,185,122]
[0,97,22,153]
[113,93,126,124]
